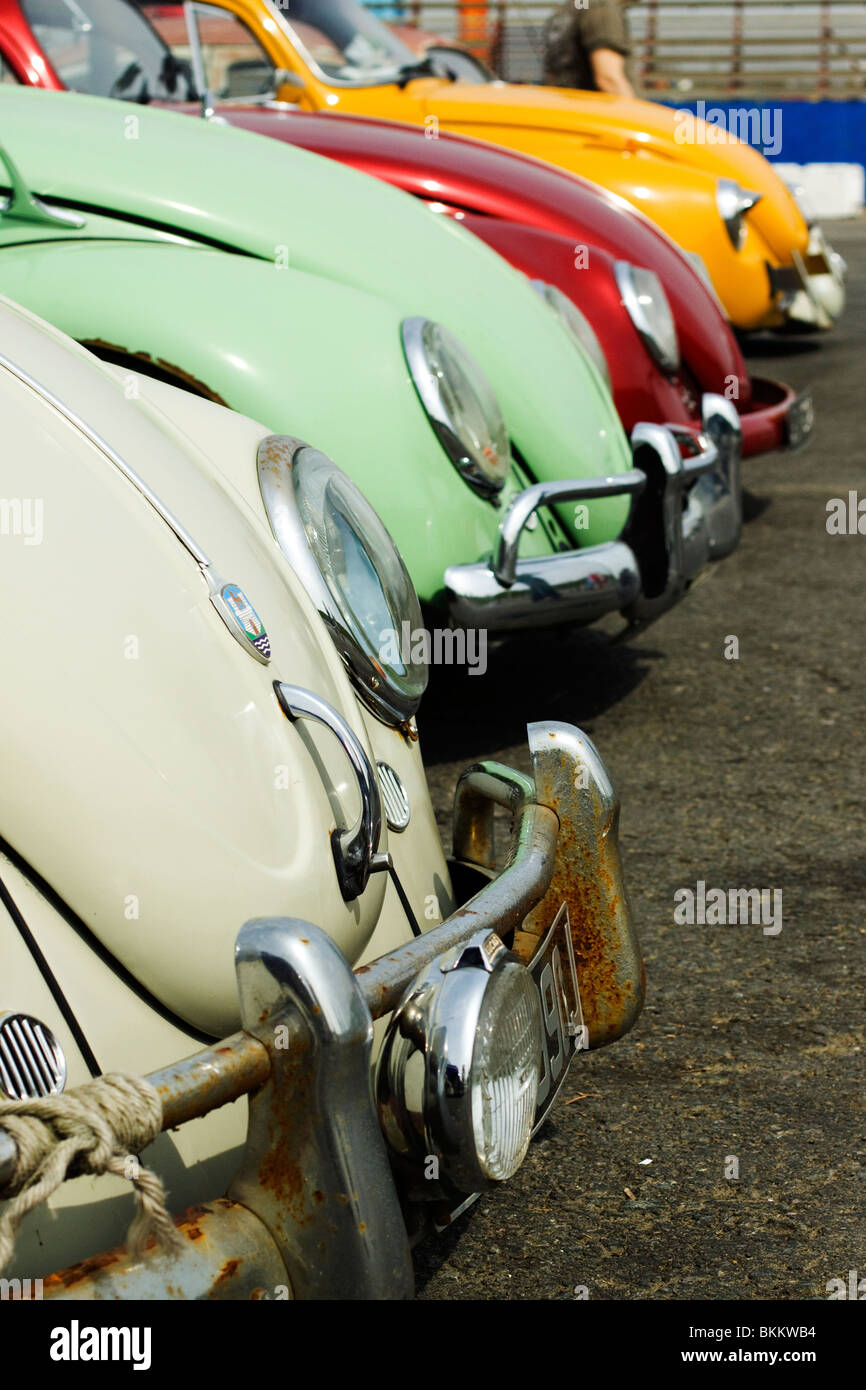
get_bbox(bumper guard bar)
[445,394,741,634]
[0,723,641,1300]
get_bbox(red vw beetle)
[224,104,812,459]
[0,0,811,457]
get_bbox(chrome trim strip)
[265,0,414,92]
[494,472,646,586]
[0,350,275,662]
[0,351,209,567]
[274,682,385,902]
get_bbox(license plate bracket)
[785,389,815,452]
[529,903,587,1132]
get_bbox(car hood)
[0,87,634,484]
[0,294,388,1037]
[410,80,808,261]
[221,106,748,398]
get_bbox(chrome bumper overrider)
[771,225,848,329]
[0,723,639,1300]
[445,393,742,633]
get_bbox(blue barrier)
[664,99,866,170]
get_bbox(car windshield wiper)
[395,56,454,89]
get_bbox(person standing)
[543,0,635,97]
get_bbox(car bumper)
[445,394,742,634]
[768,225,847,331]
[740,377,815,458]
[2,723,640,1299]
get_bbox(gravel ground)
[413,220,866,1301]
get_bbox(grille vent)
[376,761,410,832]
[0,1013,67,1099]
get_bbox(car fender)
[0,236,633,572]
[460,216,695,433]
[0,295,397,1037]
[0,90,634,522]
[219,106,751,403]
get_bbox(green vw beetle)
[0,87,741,649]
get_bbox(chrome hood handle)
[274,683,384,902]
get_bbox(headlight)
[257,435,427,726]
[530,279,612,390]
[377,929,542,1193]
[614,262,681,374]
[402,317,511,499]
[716,178,763,250]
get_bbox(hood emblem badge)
[212,582,271,664]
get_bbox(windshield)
[273,0,418,85]
[21,0,197,99]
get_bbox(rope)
[0,1073,184,1274]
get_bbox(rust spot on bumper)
[520,749,644,1048]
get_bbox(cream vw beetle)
[0,298,644,1300]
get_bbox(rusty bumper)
[0,720,642,1299]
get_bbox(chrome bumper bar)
[0,723,639,1300]
[770,225,847,330]
[445,393,742,633]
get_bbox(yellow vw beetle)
[131,0,844,333]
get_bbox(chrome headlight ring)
[530,279,612,391]
[377,928,542,1195]
[402,316,512,500]
[615,261,681,375]
[716,177,763,250]
[257,434,427,726]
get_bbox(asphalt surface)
[413,219,865,1301]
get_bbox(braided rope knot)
[0,1072,184,1274]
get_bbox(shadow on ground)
[418,622,666,766]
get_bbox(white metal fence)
[373,1,866,97]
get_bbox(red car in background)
[0,0,811,460]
